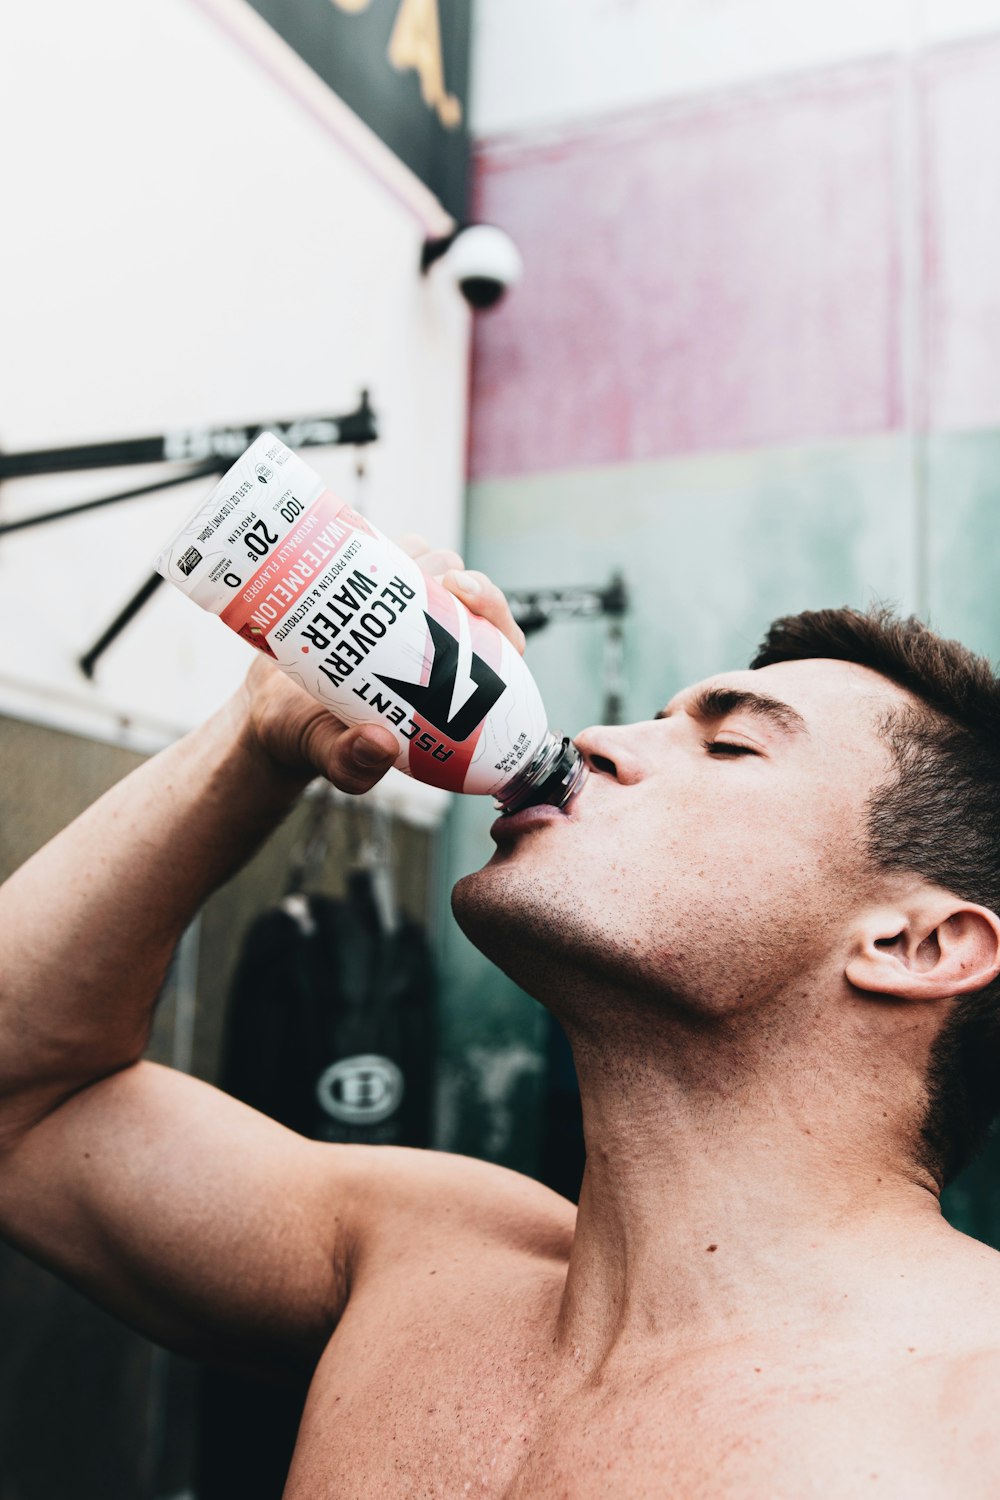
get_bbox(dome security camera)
[420,224,523,310]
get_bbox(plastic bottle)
[155,433,586,813]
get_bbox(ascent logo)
[375,610,505,743]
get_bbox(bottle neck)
[494,732,588,814]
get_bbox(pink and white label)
[156,433,550,797]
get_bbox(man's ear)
[846,894,1000,1001]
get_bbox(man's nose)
[573,723,648,785]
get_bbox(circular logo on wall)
[316,1054,404,1125]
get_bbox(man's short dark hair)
[751,605,1000,1185]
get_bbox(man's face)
[453,658,910,1016]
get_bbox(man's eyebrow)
[656,686,809,737]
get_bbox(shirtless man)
[2,546,1000,1498]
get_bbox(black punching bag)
[197,872,435,1499]
[217,873,434,1145]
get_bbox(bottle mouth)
[494,735,588,815]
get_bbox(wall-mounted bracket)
[0,393,378,678]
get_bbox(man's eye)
[704,740,759,757]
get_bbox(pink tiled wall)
[469,39,1000,481]
[470,67,900,480]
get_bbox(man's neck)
[554,998,943,1370]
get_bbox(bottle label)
[156,434,546,794]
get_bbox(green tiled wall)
[926,431,1000,654]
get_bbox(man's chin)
[450,863,508,939]
[450,861,539,956]
[450,863,556,998]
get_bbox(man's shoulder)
[900,1228,1000,1437]
[924,1225,1000,1334]
[319,1142,576,1275]
[932,1340,1000,1479]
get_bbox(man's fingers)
[397,534,466,579]
[243,660,398,791]
[396,533,430,559]
[442,568,526,655]
[417,547,465,577]
[393,537,524,652]
[304,718,399,794]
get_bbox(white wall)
[470,0,1000,138]
[0,0,470,821]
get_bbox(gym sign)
[246,0,470,218]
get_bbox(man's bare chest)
[282,1265,561,1496]
[280,1284,971,1500]
[283,1364,958,1500]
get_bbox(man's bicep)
[0,1061,355,1376]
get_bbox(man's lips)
[490,797,577,843]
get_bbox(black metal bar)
[68,391,380,681]
[508,572,629,634]
[0,462,225,537]
[78,573,165,679]
[0,392,377,481]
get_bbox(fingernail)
[453,570,481,596]
[351,733,396,768]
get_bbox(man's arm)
[0,552,526,1375]
[0,666,407,1135]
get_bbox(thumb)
[309,721,399,794]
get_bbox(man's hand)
[238,537,527,795]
